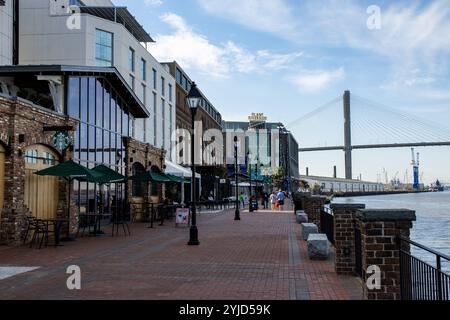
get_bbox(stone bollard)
[330,203,366,275]
[296,210,308,223]
[307,233,330,260]
[301,223,318,241]
[303,195,326,230]
[355,209,416,300]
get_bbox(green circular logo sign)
[52,131,71,151]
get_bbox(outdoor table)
[40,218,69,247]
[79,213,112,236]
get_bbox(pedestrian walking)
[239,192,245,209]
[270,191,277,210]
[263,191,269,209]
[277,190,285,211]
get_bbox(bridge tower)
[343,90,352,179]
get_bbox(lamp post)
[234,136,240,220]
[248,152,253,212]
[187,82,202,246]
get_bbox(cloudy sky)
[114,0,450,184]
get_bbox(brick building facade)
[0,95,77,244]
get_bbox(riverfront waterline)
[332,192,450,273]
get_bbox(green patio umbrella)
[87,165,126,184]
[79,165,126,220]
[166,174,191,184]
[128,171,172,183]
[35,160,103,240]
[35,160,103,180]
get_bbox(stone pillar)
[303,195,326,229]
[292,191,310,212]
[330,203,365,275]
[355,209,416,300]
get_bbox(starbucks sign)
[52,131,71,151]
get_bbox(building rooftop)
[78,6,154,43]
[299,175,381,184]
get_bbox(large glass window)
[161,77,165,96]
[68,75,133,218]
[68,77,80,118]
[152,69,157,90]
[95,29,113,67]
[161,98,165,148]
[141,59,146,81]
[176,68,182,84]
[153,93,157,146]
[129,47,135,72]
[169,104,173,159]
[132,163,146,197]
[169,84,172,102]
[141,84,146,105]
[88,77,96,124]
[96,79,103,127]
[80,77,88,122]
[129,74,135,91]
[134,119,145,143]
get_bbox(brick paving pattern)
[0,205,363,300]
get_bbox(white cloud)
[197,0,298,37]
[381,68,437,90]
[290,68,345,92]
[149,13,302,78]
[197,0,450,89]
[144,0,163,6]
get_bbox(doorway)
[24,145,60,219]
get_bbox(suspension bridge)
[288,91,450,180]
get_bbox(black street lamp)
[255,157,259,195]
[187,82,202,246]
[248,152,254,212]
[234,136,240,220]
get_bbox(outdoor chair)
[29,219,50,249]
[23,216,39,245]
[112,209,131,237]
[130,204,144,223]
[77,214,96,237]
[0,225,11,245]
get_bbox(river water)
[332,192,450,273]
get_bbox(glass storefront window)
[80,78,88,122]
[67,75,134,214]
[96,79,103,127]
[88,77,96,124]
[87,125,94,162]
[96,128,103,163]
[68,77,80,118]
[103,130,110,164]
[104,87,111,131]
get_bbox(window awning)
[0,65,149,118]
[165,160,201,179]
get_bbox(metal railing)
[354,227,363,278]
[399,236,450,300]
[320,206,334,244]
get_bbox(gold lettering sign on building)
[248,113,267,122]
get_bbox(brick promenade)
[0,205,363,300]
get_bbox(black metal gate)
[354,227,363,278]
[320,208,334,244]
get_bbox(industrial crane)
[411,148,420,190]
